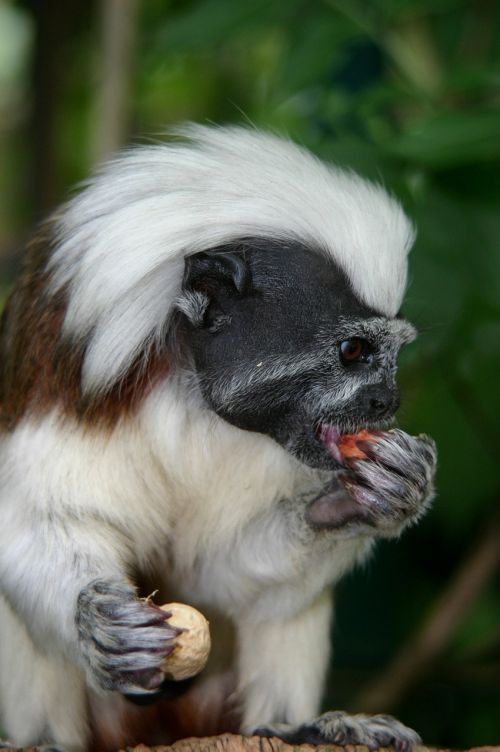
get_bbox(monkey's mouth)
[316,423,344,463]
[314,418,391,466]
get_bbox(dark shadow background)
[0,0,499,746]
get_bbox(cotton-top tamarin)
[0,125,436,751]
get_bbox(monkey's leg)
[1,511,179,688]
[0,510,181,749]
[0,596,87,751]
[238,590,332,730]
[236,434,436,750]
[238,592,419,752]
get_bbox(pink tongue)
[318,424,343,463]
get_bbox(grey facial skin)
[207,315,416,426]
[180,239,419,470]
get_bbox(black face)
[178,237,413,470]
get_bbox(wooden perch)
[122,735,500,752]
[2,734,499,752]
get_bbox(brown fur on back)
[0,222,170,430]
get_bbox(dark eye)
[339,337,370,364]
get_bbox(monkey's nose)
[370,396,388,412]
[362,385,399,417]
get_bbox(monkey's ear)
[182,250,251,297]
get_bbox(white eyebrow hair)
[207,350,328,410]
[330,316,417,345]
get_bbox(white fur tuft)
[50,124,415,394]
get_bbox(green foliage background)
[0,0,499,746]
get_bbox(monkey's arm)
[232,541,421,751]
[0,510,177,695]
[232,430,436,749]
[239,596,420,751]
[238,591,332,730]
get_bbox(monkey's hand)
[252,710,420,751]
[75,578,178,694]
[306,429,437,537]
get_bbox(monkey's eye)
[339,338,372,364]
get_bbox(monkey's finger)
[99,601,173,628]
[85,638,175,694]
[80,578,171,628]
[356,432,436,488]
[91,622,179,654]
[306,483,379,529]
[347,459,413,504]
[122,668,166,692]
[360,428,433,453]
[94,648,171,673]
[106,666,166,695]
[340,477,392,514]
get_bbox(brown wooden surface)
[122,734,500,752]
[2,735,499,751]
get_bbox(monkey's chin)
[294,445,342,471]
[283,424,344,470]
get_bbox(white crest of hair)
[49,123,415,395]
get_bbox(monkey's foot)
[253,711,421,751]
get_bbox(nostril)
[369,397,387,412]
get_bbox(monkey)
[0,125,437,752]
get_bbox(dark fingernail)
[145,669,165,689]
[389,481,407,497]
[353,487,382,506]
[162,622,183,638]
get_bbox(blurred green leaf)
[1,0,499,746]
[386,111,500,167]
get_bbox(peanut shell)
[160,602,211,680]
